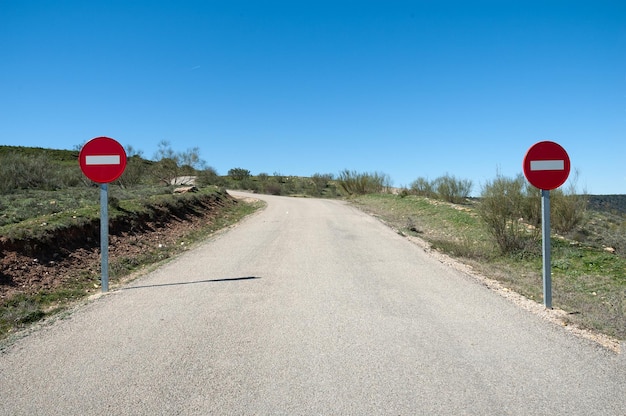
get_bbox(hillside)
[588,195,626,215]
[0,145,78,162]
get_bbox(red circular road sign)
[79,137,127,183]
[523,141,570,190]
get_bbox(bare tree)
[152,141,206,185]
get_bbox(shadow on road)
[120,276,261,291]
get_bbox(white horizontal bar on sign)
[85,155,120,165]
[530,160,564,171]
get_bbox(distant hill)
[0,145,78,162]
[587,195,626,215]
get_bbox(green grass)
[0,286,86,339]
[0,185,173,227]
[353,194,496,258]
[0,185,225,242]
[352,193,626,340]
[0,145,78,162]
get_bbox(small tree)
[410,177,434,197]
[154,140,177,160]
[179,146,206,170]
[228,168,251,181]
[550,171,587,233]
[434,174,473,204]
[196,166,220,186]
[152,158,179,185]
[152,141,206,185]
[478,174,538,255]
[116,145,146,188]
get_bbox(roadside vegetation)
[221,169,340,197]
[408,174,473,204]
[1,144,624,343]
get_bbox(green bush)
[196,166,220,186]
[117,156,149,188]
[264,182,282,195]
[337,170,390,195]
[409,177,435,197]
[0,152,80,192]
[228,168,251,181]
[519,182,541,228]
[409,175,473,203]
[58,164,86,187]
[479,172,588,254]
[550,175,587,233]
[311,173,334,196]
[433,174,473,204]
[478,174,539,255]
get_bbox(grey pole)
[100,183,109,292]
[541,189,551,309]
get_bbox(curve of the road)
[1,191,625,415]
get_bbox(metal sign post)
[541,190,552,309]
[100,183,110,292]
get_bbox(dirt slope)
[0,191,238,301]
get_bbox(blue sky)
[1,1,625,194]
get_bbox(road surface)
[1,192,625,415]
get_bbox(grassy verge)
[351,193,626,340]
[0,188,264,341]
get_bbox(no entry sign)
[79,137,127,183]
[523,141,570,190]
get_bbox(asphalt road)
[1,192,625,415]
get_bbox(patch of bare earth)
[0,194,238,301]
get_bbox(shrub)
[240,177,258,191]
[409,175,472,203]
[551,191,587,233]
[0,152,67,192]
[59,164,86,187]
[151,158,179,185]
[478,174,539,255]
[519,182,541,228]
[117,155,147,188]
[337,170,391,195]
[151,141,206,186]
[196,166,220,186]
[311,173,334,196]
[228,168,251,181]
[550,172,587,233]
[433,174,473,204]
[409,177,434,197]
[265,182,282,195]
